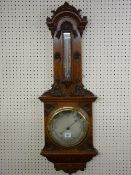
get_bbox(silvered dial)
[48,108,88,147]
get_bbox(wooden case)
[39,2,98,174]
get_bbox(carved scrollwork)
[43,80,63,96]
[42,80,94,97]
[50,2,82,19]
[71,81,95,96]
[54,162,86,174]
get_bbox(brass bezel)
[47,107,88,148]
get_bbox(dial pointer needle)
[60,117,82,135]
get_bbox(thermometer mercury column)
[63,32,71,80]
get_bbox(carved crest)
[46,2,87,37]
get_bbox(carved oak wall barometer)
[39,2,98,174]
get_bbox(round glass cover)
[48,107,88,147]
